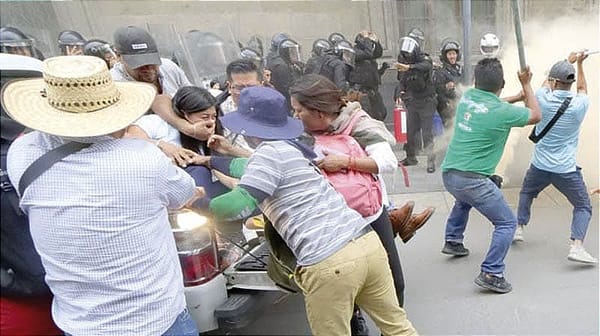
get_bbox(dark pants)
[370,210,405,307]
[184,165,230,208]
[404,96,436,159]
[359,88,387,122]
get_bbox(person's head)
[58,30,86,56]
[548,60,576,91]
[311,38,332,57]
[398,36,421,64]
[219,86,303,148]
[0,26,33,57]
[328,32,346,46]
[172,86,218,144]
[239,47,263,68]
[440,39,461,65]
[408,28,425,45]
[113,26,161,83]
[474,58,505,94]
[289,74,345,132]
[83,39,117,69]
[209,80,221,90]
[1,55,155,139]
[270,32,290,52]
[480,33,500,58]
[226,58,262,105]
[333,40,356,68]
[278,38,302,64]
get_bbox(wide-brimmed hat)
[220,86,303,140]
[1,55,156,137]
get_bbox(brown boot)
[388,201,414,236]
[399,207,435,243]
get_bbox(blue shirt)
[532,87,589,173]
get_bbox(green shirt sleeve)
[209,186,257,220]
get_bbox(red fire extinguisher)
[393,101,408,144]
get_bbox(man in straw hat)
[3,55,203,335]
[205,86,417,335]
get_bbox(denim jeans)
[443,171,516,275]
[162,308,199,336]
[518,164,592,240]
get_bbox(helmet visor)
[284,45,301,63]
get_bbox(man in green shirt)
[440,58,541,293]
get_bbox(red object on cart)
[393,103,408,144]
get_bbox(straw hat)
[1,55,156,137]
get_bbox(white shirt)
[134,114,181,146]
[110,58,192,97]
[7,132,196,335]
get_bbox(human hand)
[517,66,533,86]
[207,134,235,155]
[445,81,456,90]
[315,151,349,173]
[183,187,207,209]
[576,51,588,64]
[158,141,197,167]
[591,188,600,195]
[394,62,410,72]
[188,153,210,167]
[567,52,578,64]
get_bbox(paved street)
[233,163,599,335]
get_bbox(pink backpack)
[313,111,383,217]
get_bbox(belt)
[352,225,373,240]
[446,169,489,179]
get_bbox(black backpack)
[0,122,51,297]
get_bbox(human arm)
[125,124,198,167]
[208,134,252,158]
[151,94,195,137]
[575,52,587,94]
[502,90,525,104]
[518,66,542,125]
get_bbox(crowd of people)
[0,22,596,336]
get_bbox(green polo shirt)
[441,88,530,176]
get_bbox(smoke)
[494,14,599,188]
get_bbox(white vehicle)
[169,209,280,333]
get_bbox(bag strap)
[341,110,367,136]
[18,142,91,196]
[529,96,572,143]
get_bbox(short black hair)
[226,58,262,81]
[474,58,505,93]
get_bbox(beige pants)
[294,231,417,336]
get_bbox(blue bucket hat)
[220,86,303,140]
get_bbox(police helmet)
[328,32,346,46]
[247,35,264,57]
[440,38,461,63]
[408,28,425,44]
[58,30,86,55]
[240,47,263,67]
[83,39,116,68]
[312,38,332,57]
[278,38,301,64]
[334,40,355,68]
[480,33,500,58]
[0,26,34,56]
[270,32,290,52]
[398,36,421,63]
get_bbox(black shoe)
[350,309,369,336]
[426,161,436,173]
[474,272,512,293]
[401,157,418,166]
[441,241,470,256]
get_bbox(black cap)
[113,26,161,69]
[548,60,576,84]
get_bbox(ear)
[501,79,505,89]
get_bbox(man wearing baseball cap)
[3,55,203,334]
[515,52,596,264]
[110,25,191,96]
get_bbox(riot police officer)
[83,39,117,69]
[433,38,463,128]
[348,31,387,121]
[480,33,500,58]
[267,37,303,109]
[304,38,352,91]
[394,35,437,173]
[57,30,86,56]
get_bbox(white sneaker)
[568,244,598,264]
[513,225,524,242]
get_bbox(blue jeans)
[443,171,516,275]
[518,164,592,241]
[162,308,199,336]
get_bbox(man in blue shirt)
[515,52,596,264]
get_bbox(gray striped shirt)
[239,140,368,266]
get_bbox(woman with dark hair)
[290,74,434,331]
[127,86,243,207]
